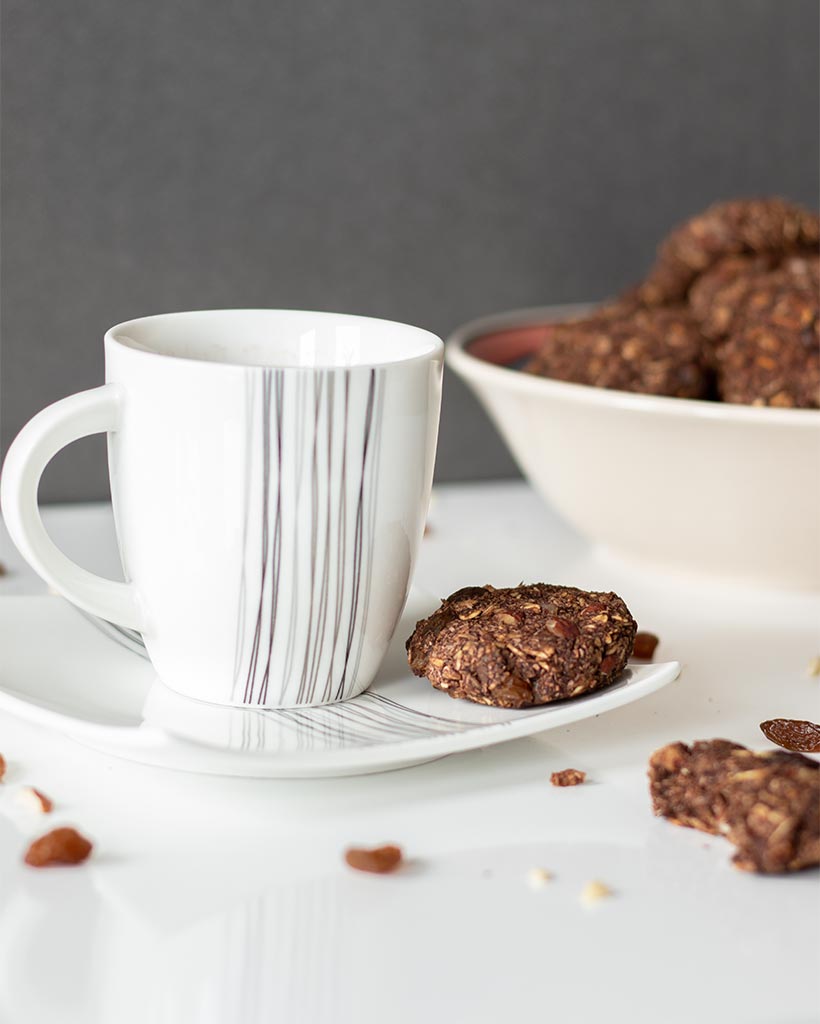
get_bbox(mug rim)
[105,308,444,371]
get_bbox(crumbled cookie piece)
[639,197,820,304]
[580,880,613,906]
[527,867,553,888]
[649,739,746,834]
[15,787,53,813]
[760,719,820,754]
[344,844,403,874]
[24,827,93,867]
[0,754,6,783]
[0,562,7,578]
[632,632,660,660]
[407,584,637,708]
[525,307,709,399]
[551,769,586,787]
[649,739,819,873]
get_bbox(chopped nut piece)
[807,656,820,678]
[551,768,587,787]
[0,754,6,783]
[24,827,92,867]
[344,844,403,874]
[15,787,53,813]
[580,880,612,906]
[527,867,553,888]
[632,632,660,660]
[760,719,820,754]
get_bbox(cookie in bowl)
[638,196,820,305]
[715,264,820,408]
[406,584,637,708]
[525,306,710,399]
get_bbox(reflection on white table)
[0,482,818,1024]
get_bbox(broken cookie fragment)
[649,739,819,873]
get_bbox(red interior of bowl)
[465,324,553,365]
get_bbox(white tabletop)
[1,481,818,1024]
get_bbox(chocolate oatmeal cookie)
[639,197,819,305]
[406,584,637,709]
[525,306,709,399]
[687,253,780,341]
[716,273,819,408]
[689,252,820,343]
[649,739,820,873]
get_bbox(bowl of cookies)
[447,198,820,590]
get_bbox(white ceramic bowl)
[447,304,820,590]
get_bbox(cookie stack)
[526,198,820,408]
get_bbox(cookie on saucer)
[406,584,637,709]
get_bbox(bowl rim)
[446,303,820,427]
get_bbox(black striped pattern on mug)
[232,367,386,706]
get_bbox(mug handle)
[0,384,144,631]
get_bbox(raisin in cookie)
[406,584,637,709]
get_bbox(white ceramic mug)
[1,310,443,707]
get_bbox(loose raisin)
[25,827,92,867]
[344,844,403,874]
[632,632,660,659]
[760,719,820,753]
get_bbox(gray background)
[2,0,818,502]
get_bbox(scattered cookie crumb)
[526,867,553,888]
[580,880,612,906]
[632,632,660,660]
[807,656,820,678]
[344,844,403,874]
[551,768,586,787]
[0,561,7,577]
[15,787,53,813]
[0,754,6,783]
[24,827,92,867]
